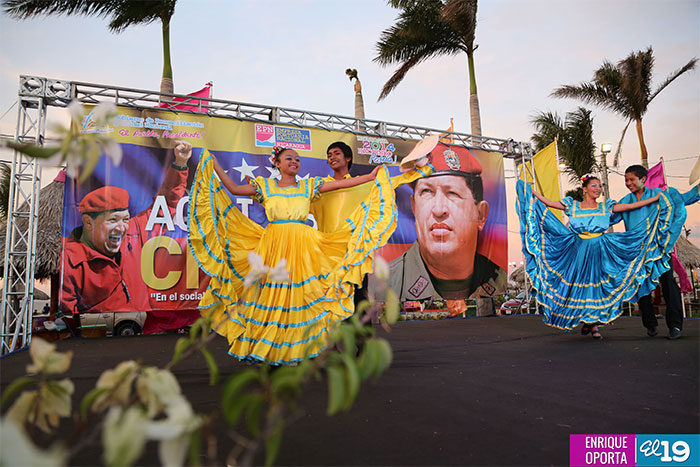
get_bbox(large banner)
[60,106,507,334]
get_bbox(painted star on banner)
[266,166,281,180]
[232,158,259,181]
[296,173,310,181]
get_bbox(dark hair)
[271,146,292,166]
[582,176,600,188]
[326,141,353,170]
[410,174,484,203]
[625,164,647,179]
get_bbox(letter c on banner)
[141,236,182,290]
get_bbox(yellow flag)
[519,141,562,220]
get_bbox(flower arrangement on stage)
[0,254,399,467]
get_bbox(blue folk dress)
[516,180,678,330]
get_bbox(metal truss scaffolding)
[1,75,533,355]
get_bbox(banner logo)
[357,136,396,164]
[255,124,275,147]
[254,124,312,151]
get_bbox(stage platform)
[1,315,698,466]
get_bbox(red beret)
[429,144,482,177]
[78,186,130,214]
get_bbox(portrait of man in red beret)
[60,141,193,327]
[381,145,506,302]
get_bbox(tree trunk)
[467,52,481,136]
[635,119,648,169]
[160,19,174,96]
[354,79,365,119]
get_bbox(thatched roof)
[676,235,700,268]
[509,265,526,286]
[0,177,64,279]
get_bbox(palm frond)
[441,0,477,50]
[648,57,698,103]
[2,0,175,32]
[617,48,654,120]
[0,162,10,220]
[378,54,424,100]
[612,119,632,168]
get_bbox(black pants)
[638,269,683,331]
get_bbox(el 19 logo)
[637,435,699,466]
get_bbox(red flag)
[160,82,212,113]
[644,159,667,189]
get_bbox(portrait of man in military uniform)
[374,144,506,302]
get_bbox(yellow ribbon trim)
[578,232,602,239]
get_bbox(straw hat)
[399,134,440,172]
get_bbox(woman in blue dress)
[516,175,675,339]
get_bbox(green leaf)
[360,339,381,381]
[188,319,202,339]
[245,394,264,437]
[374,338,393,378]
[80,387,111,417]
[264,419,284,467]
[270,367,301,399]
[0,376,35,409]
[221,370,260,426]
[340,325,356,357]
[188,429,202,467]
[5,141,61,159]
[223,393,254,427]
[200,347,219,386]
[170,337,191,367]
[326,364,345,415]
[340,354,360,410]
[383,288,400,324]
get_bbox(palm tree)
[551,47,697,168]
[531,108,596,201]
[345,68,366,119]
[374,0,482,135]
[2,0,178,95]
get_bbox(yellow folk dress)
[188,151,431,364]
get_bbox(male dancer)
[610,165,700,339]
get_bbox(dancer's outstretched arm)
[319,166,381,193]
[611,193,660,213]
[211,155,257,196]
[531,190,566,210]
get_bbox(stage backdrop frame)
[1,75,533,355]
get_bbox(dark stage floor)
[1,315,698,466]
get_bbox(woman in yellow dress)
[189,146,431,365]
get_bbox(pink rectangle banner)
[570,434,636,467]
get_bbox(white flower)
[0,418,67,467]
[101,139,123,166]
[103,406,147,467]
[146,397,202,467]
[91,102,117,126]
[6,379,74,433]
[67,100,85,125]
[26,338,73,375]
[136,367,182,418]
[373,256,390,281]
[93,361,139,412]
[268,258,290,283]
[244,251,269,287]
